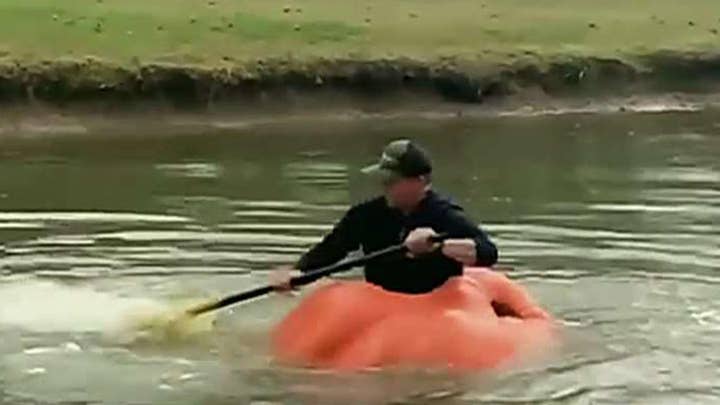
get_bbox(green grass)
[0,0,719,66]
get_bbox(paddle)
[185,233,449,317]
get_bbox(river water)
[0,109,719,404]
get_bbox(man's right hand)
[404,227,440,257]
[271,266,302,293]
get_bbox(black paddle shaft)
[186,233,448,316]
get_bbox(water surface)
[1,110,719,404]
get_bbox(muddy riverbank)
[1,52,720,112]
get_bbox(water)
[1,110,719,404]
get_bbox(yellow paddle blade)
[112,298,217,345]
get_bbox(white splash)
[0,279,167,334]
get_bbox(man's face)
[383,176,425,209]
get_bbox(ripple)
[284,162,347,175]
[492,239,566,250]
[230,199,348,213]
[219,223,332,232]
[156,162,223,178]
[643,188,720,198]
[0,211,190,223]
[24,235,96,247]
[112,249,292,264]
[23,367,47,375]
[1,255,123,269]
[472,386,593,403]
[283,162,349,185]
[637,166,720,182]
[507,246,720,268]
[34,270,108,279]
[233,210,307,219]
[492,224,637,240]
[93,230,318,246]
[0,221,46,230]
[588,204,690,213]
[603,240,718,256]
[230,200,304,209]
[626,271,720,285]
[117,267,252,277]
[641,188,720,206]
[510,269,595,280]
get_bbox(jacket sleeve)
[295,205,363,272]
[442,206,499,267]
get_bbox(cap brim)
[361,164,399,182]
[361,163,381,174]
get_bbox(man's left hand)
[441,239,477,265]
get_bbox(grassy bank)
[2,0,720,63]
[0,0,719,107]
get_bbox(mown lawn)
[0,0,718,65]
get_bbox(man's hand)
[441,238,477,265]
[404,227,440,257]
[271,266,302,294]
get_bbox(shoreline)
[1,91,717,139]
[1,51,720,113]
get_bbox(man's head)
[361,139,433,211]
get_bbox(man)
[277,139,498,295]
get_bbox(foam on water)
[0,279,214,343]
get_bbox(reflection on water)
[0,109,719,404]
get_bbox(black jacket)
[296,190,498,294]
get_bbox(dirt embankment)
[1,52,720,111]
